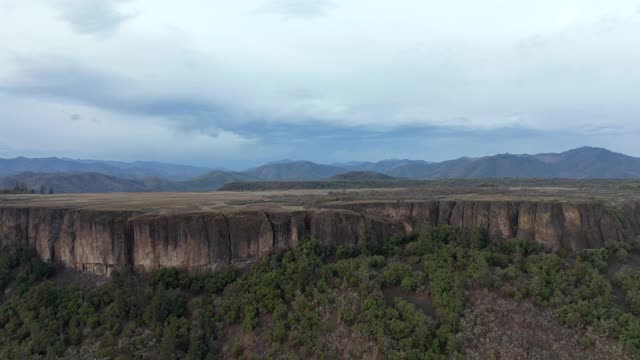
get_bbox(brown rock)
[1,198,639,275]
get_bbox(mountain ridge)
[0,156,211,180]
[2,147,640,193]
[242,147,640,180]
[0,172,147,193]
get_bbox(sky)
[1,0,639,169]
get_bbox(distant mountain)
[0,172,146,193]
[262,159,301,165]
[532,147,640,178]
[76,160,212,180]
[0,157,211,180]
[0,170,260,194]
[2,147,639,194]
[343,159,432,174]
[384,147,640,179]
[392,154,550,179]
[245,161,345,180]
[330,171,397,180]
[246,159,433,180]
[242,147,640,180]
[145,171,260,192]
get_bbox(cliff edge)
[1,188,639,275]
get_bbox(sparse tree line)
[0,183,54,195]
[0,227,639,359]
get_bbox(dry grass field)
[1,182,639,215]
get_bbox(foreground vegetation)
[1,227,639,359]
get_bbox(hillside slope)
[0,172,146,193]
[245,161,345,180]
[386,147,640,179]
[0,157,210,180]
[243,147,640,180]
[329,171,396,180]
[145,171,260,192]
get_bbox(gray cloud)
[0,61,234,126]
[2,1,640,166]
[53,0,134,34]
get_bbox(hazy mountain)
[391,154,550,179]
[0,170,260,194]
[242,147,640,180]
[2,147,639,194]
[384,147,640,179]
[0,172,147,193]
[145,171,260,192]
[247,159,433,180]
[533,147,640,178]
[329,161,371,168]
[330,171,397,180]
[245,161,345,180]
[332,159,431,174]
[0,157,211,180]
[76,159,212,180]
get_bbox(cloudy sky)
[1,0,639,169]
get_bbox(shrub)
[467,251,493,288]
[613,266,640,292]
[401,275,417,292]
[626,290,640,315]
[579,248,609,272]
[501,238,544,256]
[631,236,640,253]
[381,263,412,287]
[147,287,187,326]
[459,227,488,250]
[336,245,359,259]
[362,236,403,256]
[431,225,458,245]
[202,267,238,294]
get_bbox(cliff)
[1,193,639,275]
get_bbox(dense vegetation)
[1,227,639,359]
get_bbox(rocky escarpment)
[1,199,639,275]
[0,207,402,275]
[327,200,640,250]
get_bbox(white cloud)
[1,0,640,163]
[0,94,259,167]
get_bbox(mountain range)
[1,147,639,193]
[0,157,211,180]
[0,172,147,193]
[243,147,640,180]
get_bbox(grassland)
[1,181,640,215]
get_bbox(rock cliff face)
[1,200,639,275]
[335,200,640,250]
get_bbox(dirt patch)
[460,289,631,360]
[382,286,435,317]
[51,266,110,289]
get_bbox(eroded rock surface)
[1,190,639,275]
